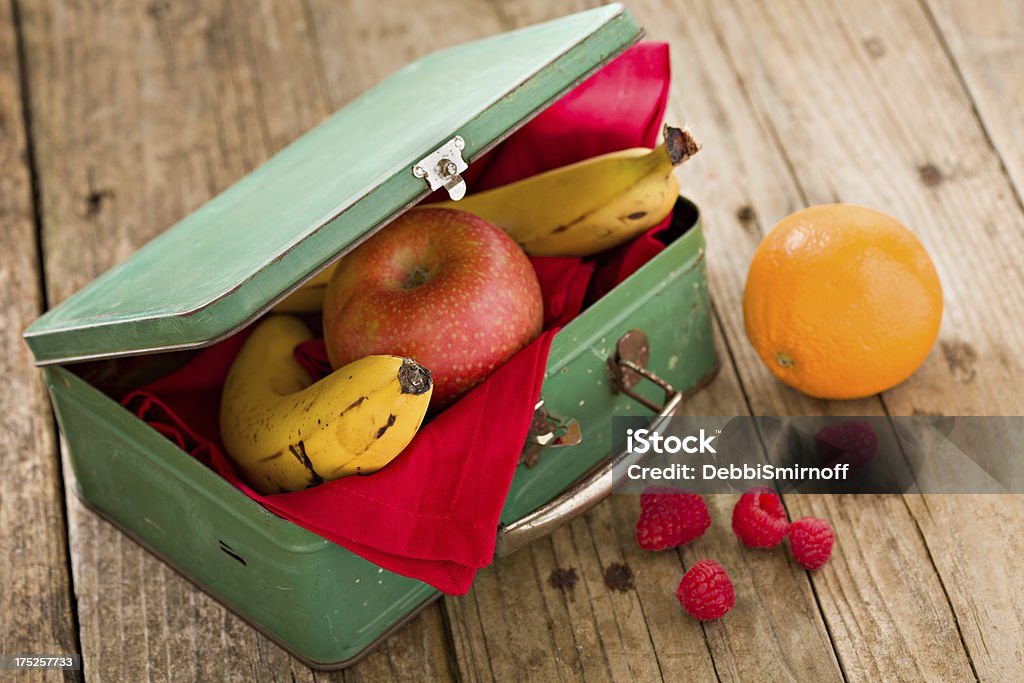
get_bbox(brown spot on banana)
[626,211,647,220]
[258,450,284,463]
[545,205,599,238]
[376,414,397,439]
[341,395,368,415]
[288,440,324,486]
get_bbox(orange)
[743,204,942,399]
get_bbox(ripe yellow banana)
[220,315,432,494]
[431,125,700,257]
[265,127,700,313]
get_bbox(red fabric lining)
[121,43,673,594]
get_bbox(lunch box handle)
[496,330,683,557]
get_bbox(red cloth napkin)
[122,42,673,594]
[427,42,671,198]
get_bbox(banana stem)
[663,125,701,166]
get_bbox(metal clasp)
[520,399,583,468]
[607,329,677,412]
[412,136,468,200]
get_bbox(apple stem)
[403,267,431,289]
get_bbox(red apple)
[323,207,544,409]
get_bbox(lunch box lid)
[24,4,642,365]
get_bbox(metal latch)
[607,329,678,412]
[412,136,468,200]
[520,399,583,468]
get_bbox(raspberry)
[676,559,735,621]
[731,487,789,548]
[815,421,877,471]
[640,485,672,508]
[636,487,711,551]
[788,517,835,570]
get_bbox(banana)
[219,315,432,494]
[265,127,700,314]
[430,125,700,257]
[271,267,335,313]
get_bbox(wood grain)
[925,0,1024,202]
[9,0,1024,680]
[304,0,504,108]
[19,0,450,679]
[660,0,1024,678]
[632,0,980,678]
[0,0,79,680]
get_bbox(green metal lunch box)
[24,4,718,669]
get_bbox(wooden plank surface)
[0,0,80,680]
[925,0,1024,201]
[9,0,1024,680]
[643,0,985,678]
[687,1,1024,679]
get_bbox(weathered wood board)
[0,1,79,681]
[7,0,1023,680]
